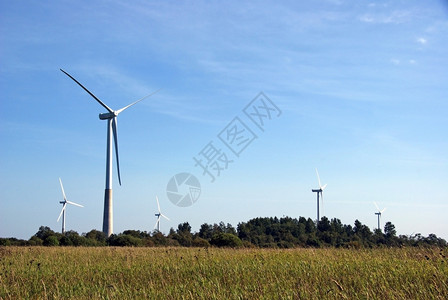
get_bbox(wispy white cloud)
[359,15,375,23]
[359,10,412,24]
[390,58,419,66]
[416,37,427,44]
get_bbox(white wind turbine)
[311,168,327,222]
[57,178,83,234]
[154,196,169,232]
[60,69,159,237]
[374,202,387,231]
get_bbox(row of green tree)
[1,216,446,248]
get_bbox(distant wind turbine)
[154,196,169,232]
[60,69,160,237]
[311,168,327,222]
[374,202,386,231]
[57,178,83,234]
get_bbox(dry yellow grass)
[1,246,447,299]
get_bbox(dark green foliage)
[44,235,59,246]
[235,217,446,249]
[60,231,88,246]
[35,226,57,241]
[199,223,213,239]
[384,222,396,238]
[192,237,210,247]
[3,218,446,248]
[0,238,11,246]
[210,232,243,247]
[122,230,151,239]
[0,238,28,246]
[171,232,193,247]
[177,222,192,234]
[152,231,179,247]
[171,222,193,246]
[107,234,143,247]
[28,236,43,246]
[83,229,107,246]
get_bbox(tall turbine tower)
[311,168,327,222]
[154,196,169,232]
[60,69,159,237]
[374,202,386,231]
[57,178,83,234]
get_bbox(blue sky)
[1,0,447,240]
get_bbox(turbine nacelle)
[99,112,117,120]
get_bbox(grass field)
[1,246,447,299]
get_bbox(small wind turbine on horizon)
[311,168,327,222]
[60,69,160,237]
[57,178,83,234]
[374,202,386,231]
[154,196,169,232]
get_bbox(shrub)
[107,234,143,247]
[44,236,59,246]
[28,236,43,246]
[210,233,243,248]
[192,237,210,248]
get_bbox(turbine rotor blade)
[115,88,162,115]
[156,196,161,213]
[315,168,322,188]
[111,117,121,186]
[66,200,84,208]
[60,69,114,113]
[381,207,387,213]
[154,217,160,229]
[57,203,66,222]
[161,213,170,221]
[321,183,327,191]
[374,201,380,211]
[59,178,67,201]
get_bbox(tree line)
[1,216,446,248]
